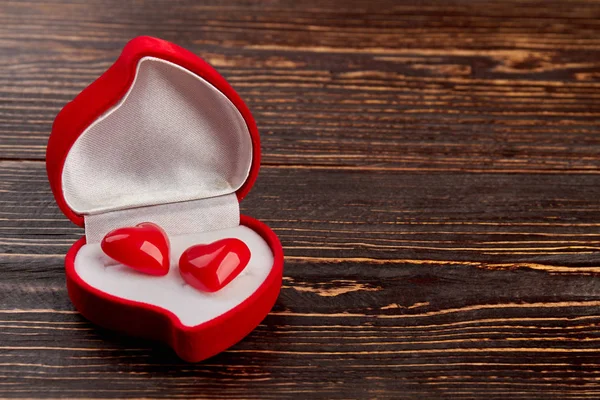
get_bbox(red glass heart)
[179,238,251,292]
[101,222,170,276]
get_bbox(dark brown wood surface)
[1,0,600,398]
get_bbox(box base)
[65,215,283,362]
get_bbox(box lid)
[46,36,260,227]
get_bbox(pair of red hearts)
[100,223,251,293]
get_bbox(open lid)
[46,36,260,227]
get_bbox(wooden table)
[1,0,600,398]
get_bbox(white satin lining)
[66,54,274,329]
[62,57,252,215]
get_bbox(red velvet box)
[46,36,284,362]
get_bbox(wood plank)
[2,0,600,397]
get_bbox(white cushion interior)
[66,56,270,327]
[75,225,274,327]
[62,56,252,215]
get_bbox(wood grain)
[1,0,600,398]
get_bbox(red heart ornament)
[179,238,251,293]
[101,222,170,276]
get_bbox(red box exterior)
[46,37,283,362]
[66,216,283,362]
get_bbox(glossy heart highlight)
[179,238,251,292]
[101,222,170,276]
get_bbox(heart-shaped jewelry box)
[46,36,284,362]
